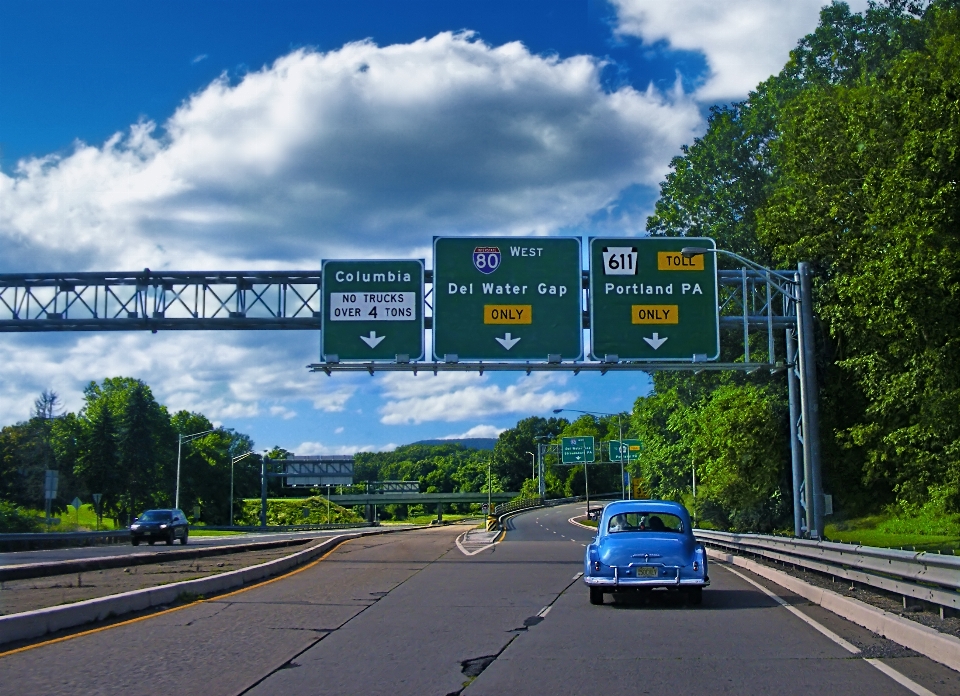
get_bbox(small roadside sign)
[608,439,642,462]
[322,260,425,362]
[71,496,82,510]
[561,436,595,464]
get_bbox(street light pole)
[176,429,216,510]
[230,451,255,527]
[525,451,535,487]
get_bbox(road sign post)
[589,237,719,361]
[322,260,425,361]
[433,237,582,361]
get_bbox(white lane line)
[722,565,940,696]
[864,659,938,696]
[581,543,586,547]
[722,565,860,653]
[572,572,583,580]
[537,605,552,618]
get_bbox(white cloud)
[293,440,397,456]
[192,54,208,64]
[377,372,577,425]
[611,0,871,101]
[0,32,702,273]
[334,426,344,434]
[441,424,505,439]
[0,332,356,426]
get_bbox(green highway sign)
[321,260,424,361]
[609,439,643,463]
[561,436,595,464]
[589,237,719,361]
[433,237,582,361]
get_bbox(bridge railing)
[696,529,960,614]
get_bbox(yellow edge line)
[0,536,357,659]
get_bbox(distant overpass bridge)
[328,492,519,523]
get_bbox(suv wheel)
[166,531,175,545]
[589,587,604,605]
[180,530,189,545]
[132,537,140,546]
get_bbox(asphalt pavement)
[1,506,958,696]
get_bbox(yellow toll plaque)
[632,305,679,324]
[657,252,703,271]
[484,304,533,324]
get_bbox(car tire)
[687,587,703,605]
[132,537,140,546]
[166,531,175,545]
[148,539,155,545]
[589,587,604,605]
[180,530,189,545]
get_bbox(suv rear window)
[607,512,683,534]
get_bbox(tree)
[492,416,567,492]
[74,400,121,525]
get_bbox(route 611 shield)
[472,246,501,274]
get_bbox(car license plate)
[637,566,657,577]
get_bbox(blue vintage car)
[583,499,708,605]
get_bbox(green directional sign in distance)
[433,237,582,361]
[589,237,719,361]
[561,436,595,464]
[322,260,424,361]
[608,439,643,463]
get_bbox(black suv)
[130,509,189,546]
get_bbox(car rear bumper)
[583,576,709,588]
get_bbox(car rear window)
[607,512,683,534]
[139,510,173,522]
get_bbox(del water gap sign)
[433,237,582,361]
[321,260,424,361]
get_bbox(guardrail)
[696,529,960,614]
[0,529,131,552]
[0,523,377,552]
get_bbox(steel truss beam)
[0,271,322,331]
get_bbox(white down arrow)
[643,333,668,350]
[495,333,521,350]
[360,331,386,348]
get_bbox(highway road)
[2,504,958,695]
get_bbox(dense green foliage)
[0,380,260,526]
[642,0,960,529]
[236,497,363,526]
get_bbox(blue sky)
[0,0,864,453]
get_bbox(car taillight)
[593,561,601,572]
[693,561,699,571]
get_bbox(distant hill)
[411,438,497,450]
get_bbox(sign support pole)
[786,326,804,538]
[260,456,269,529]
[797,263,824,538]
